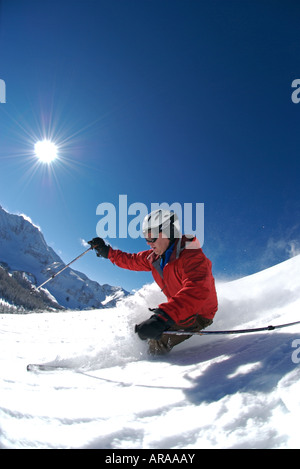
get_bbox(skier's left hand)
[135,309,175,340]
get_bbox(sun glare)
[34,140,58,163]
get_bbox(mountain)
[0,254,300,448]
[0,205,129,310]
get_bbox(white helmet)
[142,209,181,239]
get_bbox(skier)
[88,209,218,355]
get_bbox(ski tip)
[27,364,37,372]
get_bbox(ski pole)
[163,319,300,336]
[36,247,93,290]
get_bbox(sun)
[34,140,58,163]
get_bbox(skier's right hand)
[135,309,175,340]
[88,237,110,258]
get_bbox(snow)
[0,255,300,449]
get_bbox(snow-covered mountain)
[0,205,129,310]
[0,254,300,448]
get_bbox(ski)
[27,363,72,372]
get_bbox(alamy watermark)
[291,79,300,103]
[291,339,300,364]
[96,195,204,246]
[0,79,6,103]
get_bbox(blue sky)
[0,0,300,292]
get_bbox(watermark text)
[291,79,300,103]
[291,339,300,364]
[0,79,6,103]
[96,195,204,245]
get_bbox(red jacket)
[108,235,218,326]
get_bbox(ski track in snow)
[0,256,300,449]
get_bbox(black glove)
[88,237,110,258]
[135,308,175,341]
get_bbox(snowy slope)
[0,255,300,449]
[0,205,128,310]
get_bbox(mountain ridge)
[0,205,129,311]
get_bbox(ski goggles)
[145,236,158,244]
